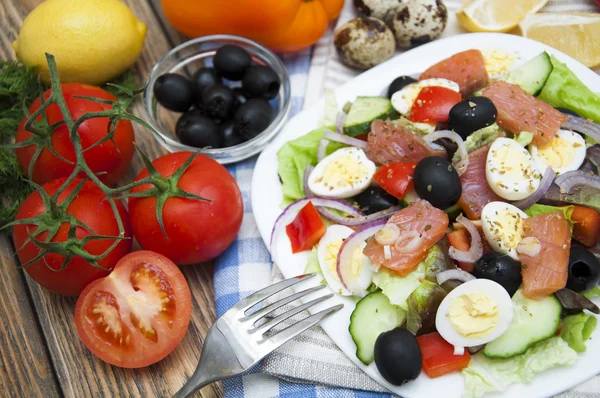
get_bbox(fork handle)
[172,368,215,398]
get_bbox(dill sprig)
[0,61,39,140]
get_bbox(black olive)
[473,252,522,296]
[374,327,421,386]
[220,120,244,148]
[448,97,497,139]
[201,84,237,120]
[413,156,461,210]
[176,112,221,148]
[153,73,194,112]
[566,246,600,292]
[233,98,275,140]
[354,185,399,215]
[213,44,252,81]
[387,76,417,98]
[242,65,280,99]
[555,107,580,117]
[191,67,222,101]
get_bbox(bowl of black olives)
[144,35,291,164]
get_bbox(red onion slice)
[336,111,347,135]
[449,215,483,263]
[562,115,600,144]
[394,230,424,253]
[514,167,555,210]
[424,130,468,175]
[375,224,401,245]
[555,170,600,194]
[337,219,386,297]
[437,269,476,285]
[517,237,541,257]
[317,139,329,162]
[324,129,368,150]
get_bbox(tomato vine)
[2,53,210,270]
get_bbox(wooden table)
[0,1,223,397]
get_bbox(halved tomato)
[409,86,462,123]
[75,251,192,368]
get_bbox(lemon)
[518,13,600,68]
[12,0,147,85]
[457,0,549,32]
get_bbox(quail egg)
[391,0,448,49]
[334,16,396,70]
[354,0,405,26]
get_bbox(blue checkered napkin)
[212,48,394,397]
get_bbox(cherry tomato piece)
[372,162,417,200]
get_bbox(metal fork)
[173,273,343,398]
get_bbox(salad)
[271,48,600,397]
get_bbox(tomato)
[416,332,471,378]
[75,251,192,368]
[12,178,132,296]
[373,162,417,200]
[15,83,135,185]
[447,229,474,272]
[286,202,326,253]
[128,152,243,265]
[409,86,462,123]
[571,206,600,247]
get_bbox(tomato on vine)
[127,152,243,265]
[14,83,135,185]
[11,177,132,296]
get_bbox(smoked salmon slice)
[482,81,569,147]
[419,49,489,97]
[458,144,503,220]
[520,212,570,299]
[363,199,449,276]
[366,120,447,165]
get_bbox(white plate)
[251,33,600,398]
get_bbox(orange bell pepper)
[161,0,344,52]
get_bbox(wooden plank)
[0,236,60,398]
[0,0,223,397]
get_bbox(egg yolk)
[318,156,368,191]
[482,49,515,76]
[484,208,525,251]
[536,136,577,170]
[325,239,344,282]
[447,293,499,338]
[325,239,365,281]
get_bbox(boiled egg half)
[486,137,541,201]
[391,78,460,116]
[308,147,376,199]
[530,129,586,176]
[317,225,374,296]
[436,279,514,350]
[481,202,528,260]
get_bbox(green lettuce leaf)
[406,280,448,335]
[560,313,597,353]
[373,243,453,312]
[462,337,578,398]
[538,56,600,123]
[277,128,346,207]
[524,203,574,231]
[304,247,321,274]
[583,286,600,299]
[515,131,534,147]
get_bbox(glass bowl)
[143,35,291,164]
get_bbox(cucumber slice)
[483,289,562,359]
[505,52,553,96]
[343,96,397,136]
[349,291,406,365]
